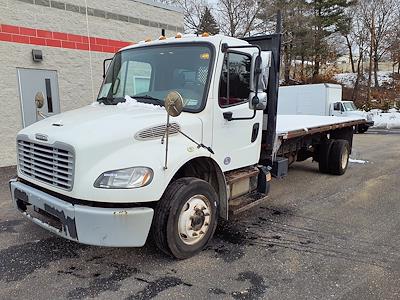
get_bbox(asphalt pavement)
[0,130,400,300]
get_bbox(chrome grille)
[135,123,180,140]
[17,137,75,191]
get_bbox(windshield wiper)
[97,96,125,105]
[131,95,164,106]
[97,96,114,105]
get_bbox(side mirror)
[103,58,113,79]
[249,51,270,111]
[249,54,262,110]
[249,92,267,110]
[164,91,183,117]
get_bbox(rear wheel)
[151,177,218,259]
[357,126,368,134]
[318,139,334,174]
[328,139,350,175]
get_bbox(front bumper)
[9,179,154,247]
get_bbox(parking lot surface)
[1,131,400,300]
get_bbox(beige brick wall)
[0,0,183,167]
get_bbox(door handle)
[251,123,260,142]
[223,111,233,121]
[223,110,256,121]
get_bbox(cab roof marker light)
[159,35,166,40]
[175,32,182,38]
[201,32,210,37]
[145,38,152,42]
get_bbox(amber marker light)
[200,52,210,60]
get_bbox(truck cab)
[331,101,374,133]
[10,34,273,258]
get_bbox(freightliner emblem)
[35,133,48,141]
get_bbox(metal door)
[17,68,60,127]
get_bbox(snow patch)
[91,101,104,107]
[292,60,313,66]
[117,96,165,111]
[334,72,393,88]
[90,97,165,111]
[349,158,368,164]
[371,111,400,129]
[120,95,164,110]
[334,73,357,87]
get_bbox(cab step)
[225,166,259,200]
[228,191,268,216]
[225,166,259,185]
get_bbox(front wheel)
[151,177,218,259]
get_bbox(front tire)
[151,177,218,259]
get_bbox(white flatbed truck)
[9,29,367,258]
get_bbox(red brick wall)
[0,24,132,53]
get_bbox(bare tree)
[157,0,207,33]
[257,0,313,82]
[340,7,357,73]
[388,3,400,74]
[350,9,370,102]
[361,0,398,88]
[217,0,262,37]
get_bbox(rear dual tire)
[318,139,350,175]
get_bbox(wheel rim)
[341,147,349,169]
[178,194,212,245]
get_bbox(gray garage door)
[17,68,60,127]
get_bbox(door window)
[333,102,342,111]
[219,52,251,107]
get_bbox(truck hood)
[346,110,366,119]
[19,102,201,148]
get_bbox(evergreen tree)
[308,0,356,77]
[197,6,220,35]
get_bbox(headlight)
[94,167,153,189]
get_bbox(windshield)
[343,102,357,111]
[97,43,213,112]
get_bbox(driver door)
[212,51,263,172]
[331,102,344,116]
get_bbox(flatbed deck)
[270,115,366,139]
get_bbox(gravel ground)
[0,131,399,300]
